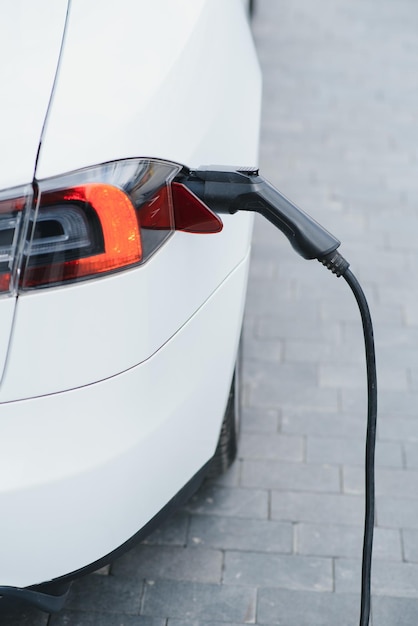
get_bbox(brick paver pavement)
[3,0,418,624]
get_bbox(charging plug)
[177,166,349,275]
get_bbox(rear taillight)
[0,185,32,294]
[22,183,143,288]
[0,158,223,294]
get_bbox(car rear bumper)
[0,253,250,589]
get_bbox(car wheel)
[207,364,240,478]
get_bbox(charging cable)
[177,166,377,626]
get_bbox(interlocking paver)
[49,613,162,626]
[238,433,303,462]
[223,552,333,591]
[63,575,142,615]
[271,491,364,526]
[296,523,402,561]
[257,588,358,626]
[401,529,418,563]
[344,466,418,498]
[188,515,292,554]
[240,407,280,434]
[379,416,418,441]
[377,497,418,529]
[0,605,49,626]
[307,436,403,468]
[241,460,340,493]
[111,545,223,585]
[141,511,189,547]
[281,408,367,439]
[404,444,418,474]
[141,581,256,623]
[184,484,268,520]
[372,596,418,626]
[249,379,339,411]
[336,558,418,598]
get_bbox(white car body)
[0,0,261,602]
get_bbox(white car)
[0,0,261,611]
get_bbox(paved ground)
[3,0,418,624]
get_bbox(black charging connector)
[177,165,377,626]
[177,166,349,267]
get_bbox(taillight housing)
[0,158,222,294]
[0,184,33,294]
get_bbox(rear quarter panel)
[1,0,261,399]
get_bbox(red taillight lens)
[22,184,142,288]
[20,159,179,289]
[0,158,224,293]
[0,186,32,294]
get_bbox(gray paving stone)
[249,381,339,412]
[401,529,418,563]
[65,575,142,614]
[244,282,297,318]
[241,460,340,493]
[188,515,292,554]
[365,391,418,420]
[408,367,418,393]
[343,465,418,498]
[238,433,304,462]
[307,436,403,468]
[336,558,418,598]
[184,484,268,519]
[321,361,408,393]
[387,217,418,251]
[296,523,402,561]
[256,314,340,343]
[372,596,418,626]
[50,613,162,626]
[0,604,48,626]
[272,261,335,295]
[168,622,251,626]
[223,551,333,592]
[319,363,367,390]
[271,491,364,526]
[242,336,283,363]
[141,511,189,547]
[404,301,418,328]
[111,545,223,584]
[373,322,418,350]
[281,408,367,439]
[257,588,359,626]
[141,581,256,622]
[377,497,418,529]
[208,462,242,489]
[284,337,364,365]
[240,407,280,434]
[379,416,418,442]
[244,360,318,389]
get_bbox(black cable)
[343,268,377,626]
[179,167,378,626]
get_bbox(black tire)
[207,367,240,479]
